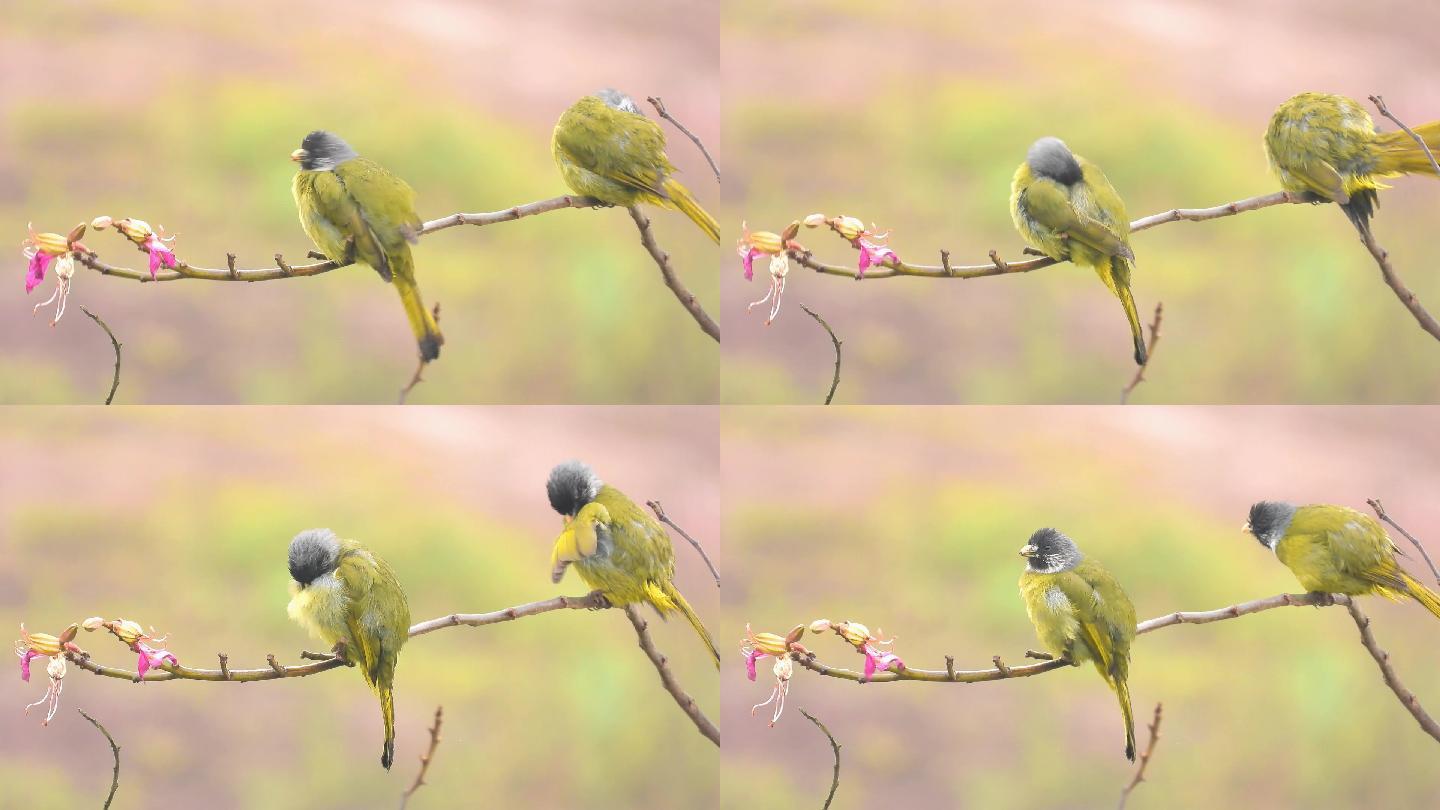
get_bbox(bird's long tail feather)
[1376,121,1440,177]
[394,272,443,362]
[664,582,720,669]
[379,685,396,770]
[660,177,720,244]
[1114,274,1148,366]
[1114,676,1137,762]
[1401,572,1440,620]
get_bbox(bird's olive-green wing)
[554,101,673,198]
[1023,179,1132,260]
[334,158,423,251]
[1056,562,1135,679]
[1284,158,1350,203]
[298,169,393,280]
[1077,160,1132,239]
[1290,506,1403,587]
[596,485,676,582]
[335,549,397,688]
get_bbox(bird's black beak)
[1019,544,1038,558]
[290,148,307,163]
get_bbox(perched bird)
[1265,92,1440,238]
[1245,501,1440,619]
[552,89,719,243]
[286,528,412,769]
[1011,137,1147,365]
[546,460,720,668]
[1018,527,1138,761]
[291,131,444,361]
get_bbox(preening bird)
[546,460,720,668]
[1018,527,1138,761]
[286,529,412,769]
[1265,92,1440,238]
[291,130,444,361]
[1011,137,1148,365]
[1245,501,1440,619]
[552,89,720,243]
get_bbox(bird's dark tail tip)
[1125,742,1136,762]
[1340,190,1378,240]
[418,334,442,363]
[1132,336,1148,367]
[381,740,394,770]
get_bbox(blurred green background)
[721,0,1440,404]
[0,407,719,808]
[0,0,719,404]
[722,407,1440,808]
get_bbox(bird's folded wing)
[337,159,424,247]
[555,112,672,198]
[1288,159,1349,204]
[1024,181,1131,259]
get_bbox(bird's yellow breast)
[286,573,350,647]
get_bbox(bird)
[291,130,444,361]
[1018,527,1138,761]
[286,528,412,769]
[552,89,720,243]
[1245,501,1440,619]
[546,460,720,668]
[1011,137,1147,365]
[1264,91,1440,238]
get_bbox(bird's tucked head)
[1245,501,1297,550]
[547,460,603,518]
[1026,137,1083,186]
[1019,527,1083,574]
[291,130,358,171]
[288,528,341,586]
[593,88,643,116]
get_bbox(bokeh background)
[0,0,719,404]
[723,407,1440,808]
[0,407,719,808]
[722,0,1440,404]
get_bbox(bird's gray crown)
[288,528,341,585]
[1246,501,1297,549]
[594,88,643,115]
[1027,137,1083,186]
[297,130,358,171]
[547,460,603,517]
[1026,527,1083,573]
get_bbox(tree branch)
[1370,95,1440,178]
[627,205,720,342]
[1355,223,1440,342]
[73,196,599,283]
[799,303,842,405]
[1120,302,1163,404]
[1367,498,1440,587]
[1344,600,1440,743]
[647,96,720,183]
[398,706,443,809]
[790,192,1303,280]
[1116,703,1163,810]
[646,500,720,588]
[78,708,121,810]
[799,708,841,810]
[623,604,720,747]
[78,305,121,405]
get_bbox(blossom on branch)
[22,223,85,294]
[831,620,905,681]
[737,223,784,281]
[85,617,180,679]
[15,624,79,725]
[94,216,180,279]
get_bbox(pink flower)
[134,640,178,679]
[144,233,178,277]
[737,223,783,282]
[25,251,53,293]
[109,218,180,280]
[21,224,71,293]
[861,641,905,681]
[18,647,42,681]
[24,655,66,725]
[746,253,789,325]
[857,238,899,277]
[31,254,75,325]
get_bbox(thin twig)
[1354,222,1440,342]
[627,205,720,342]
[799,708,842,810]
[646,500,719,587]
[1117,703,1163,810]
[1367,499,1440,587]
[74,196,599,283]
[399,706,444,809]
[622,605,720,746]
[78,306,121,404]
[1120,302,1163,404]
[799,303,842,404]
[77,709,120,810]
[1344,600,1440,743]
[647,96,719,183]
[397,303,441,404]
[1370,95,1440,178]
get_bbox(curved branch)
[799,708,841,810]
[73,196,599,283]
[792,192,1302,280]
[78,709,121,810]
[78,305,122,404]
[799,303,842,404]
[623,605,720,746]
[1345,599,1440,743]
[399,706,444,809]
[627,205,721,342]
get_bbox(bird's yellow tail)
[663,582,721,669]
[1401,572,1440,620]
[395,273,444,362]
[660,177,720,243]
[379,685,396,770]
[1114,271,1148,366]
[1114,676,1137,762]
[1376,121,1440,176]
